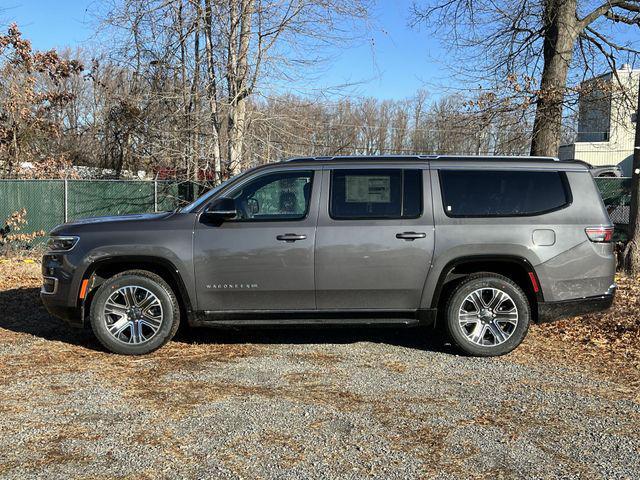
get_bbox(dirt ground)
[0,258,638,479]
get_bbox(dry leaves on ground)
[0,257,638,389]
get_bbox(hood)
[50,212,173,234]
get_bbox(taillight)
[585,226,613,243]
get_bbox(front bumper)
[40,299,83,326]
[537,286,616,324]
[40,253,84,326]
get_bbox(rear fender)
[422,254,543,319]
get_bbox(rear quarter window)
[439,170,571,217]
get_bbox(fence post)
[154,180,158,212]
[63,178,68,222]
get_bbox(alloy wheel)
[103,285,164,345]
[458,287,519,346]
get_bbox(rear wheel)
[90,270,180,355]
[444,273,530,357]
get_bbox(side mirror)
[203,197,237,222]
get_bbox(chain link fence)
[0,177,635,245]
[0,180,201,243]
[594,178,632,237]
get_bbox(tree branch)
[578,0,630,30]
[584,25,640,55]
[604,10,640,25]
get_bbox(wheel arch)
[80,256,194,324]
[427,255,543,322]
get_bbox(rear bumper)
[537,287,616,324]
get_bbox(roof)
[278,155,589,170]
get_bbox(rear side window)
[439,170,571,217]
[330,169,423,219]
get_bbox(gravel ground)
[0,259,639,479]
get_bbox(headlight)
[47,236,79,252]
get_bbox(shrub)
[0,209,45,255]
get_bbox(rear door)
[315,165,435,310]
[193,167,320,311]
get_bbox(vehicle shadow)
[0,287,453,354]
[0,287,97,349]
[175,323,454,354]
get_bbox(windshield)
[181,174,239,213]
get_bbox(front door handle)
[277,233,307,242]
[396,232,426,241]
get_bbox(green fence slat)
[0,180,199,245]
[67,181,156,220]
[0,180,65,237]
[594,177,632,206]
[0,177,632,248]
[594,177,632,230]
[0,176,630,227]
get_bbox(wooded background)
[0,0,638,183]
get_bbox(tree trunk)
[226,0,252,176]
[203,0,223,184]
[624,78,640,274]
[530,0,578,157]
[9,125,18,176]
[228,98,247,175]
[190,4,201,184]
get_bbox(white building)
[559,65,639,175]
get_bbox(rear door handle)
[277,233,307,242]
[396,232,426,241]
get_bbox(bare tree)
[98,0,372,181]
[0,24,83,176]
[0,21,535,181]
[411,0,640,156]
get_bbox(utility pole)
[625,74,640,274]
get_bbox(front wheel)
[444,273,530,357]
[90,270,180,355]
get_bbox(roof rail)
[283,154,561,163]
[285,156,317,163]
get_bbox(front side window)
[330,169,423,220]
[229,170,313,221]
[439,170,571,217]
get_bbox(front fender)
[79,246,196,312]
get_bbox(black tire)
[444,273,530,357]
[90,270,180,355]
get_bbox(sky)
[3,0,446,101]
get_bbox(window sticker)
[345,176,391,203]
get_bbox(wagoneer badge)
[206,283,259,289]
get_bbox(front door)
[315,166,434,310]
[194,168,319,311]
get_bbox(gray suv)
[41,156,616,356]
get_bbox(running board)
[198,317,421,327]
[190,309,436,328]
